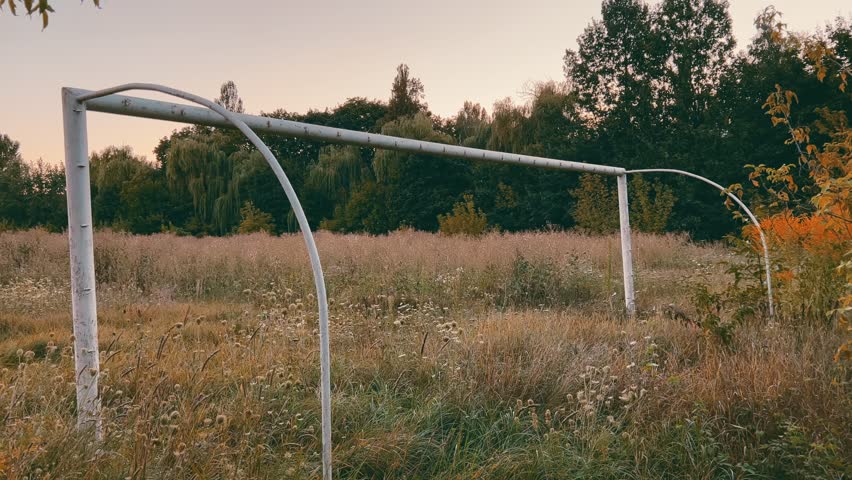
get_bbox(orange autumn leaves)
[745,210,850,260]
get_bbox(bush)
[236,201,275,234]
[629,175,676,233]
[571,174,619,234]
[438,194,488,236]
[571,174,676,234]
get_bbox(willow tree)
[89,146,152,227]
[166,138,236,234]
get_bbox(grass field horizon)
[1,230,849,478]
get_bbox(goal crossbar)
[68,87,626,176]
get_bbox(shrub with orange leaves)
[742,20,852,370]
[745,210,850,261]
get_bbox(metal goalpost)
[61,84,774,480]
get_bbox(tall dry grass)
[0,229,725,312]
[0,230,847,479]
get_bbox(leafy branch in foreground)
[734,12,852,368]
[0,0,100,29]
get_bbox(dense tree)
[372,113,470,231]
[89,146,151,227]
[656,0,735,127]
[0,134,29,228]
[384,64,427,122]
[24,160,66,231]
[215,81,245,114]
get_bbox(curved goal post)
[61,84,773,480]
[627,169,775,318]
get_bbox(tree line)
[1,1,850,240]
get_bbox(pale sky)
[2,0,850,165]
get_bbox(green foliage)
[756,421,851,479]
[215,80,244,113]
[236,201,275,234]
[0,134,29,229]
[629,175,676,233]
[438,194,488,237]
[570,174,619,234]
[90,146,153,229]
[385,64,427,122]
[0,145,68,232]
[502,254,601,308]
[689,283,740,347]
[571,173,676,235]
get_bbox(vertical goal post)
[61,84,774,479]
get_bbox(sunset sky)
[2,0,850,165]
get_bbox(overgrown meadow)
[0,230,849,479]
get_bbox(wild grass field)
[0,230,849,479]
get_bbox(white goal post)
[61,84,774,480]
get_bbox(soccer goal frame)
[61,84,774,480]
